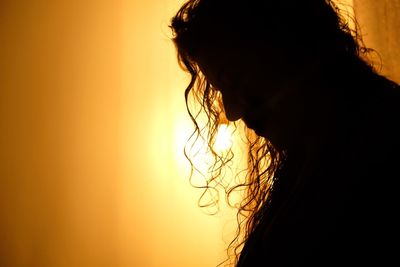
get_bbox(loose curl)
[170,0,374,266]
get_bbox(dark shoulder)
[237,73,400,267]
[357,74,400,164]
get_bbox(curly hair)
[169,0,373,265]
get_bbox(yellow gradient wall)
[0,1,236,266]
[2,0,399,266]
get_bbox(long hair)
[170,0,373,265]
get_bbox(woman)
[170,0,400,266]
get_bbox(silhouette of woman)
[170,1,400,266]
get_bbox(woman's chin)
[253,127,268,138]
[245,122,272,141]
[247,124,292,151]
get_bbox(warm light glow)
[214,124,234,152]
[174,116,210,187]
[2,1,374,266]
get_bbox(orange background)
[0,1,237,266]
[1,0,398,266]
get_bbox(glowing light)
[214,124,233,152]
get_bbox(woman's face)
[195,42,318,150]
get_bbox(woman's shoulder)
[358,74,400,164]
[237,71,400,267]
[366,73,400,116]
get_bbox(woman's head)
[171,0,365,150]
